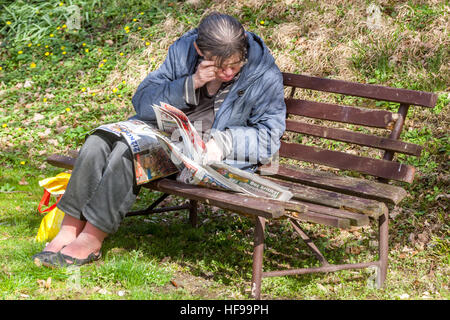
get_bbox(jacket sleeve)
[225,69,286,165]
[131,42,193,121]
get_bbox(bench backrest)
[280,72,437,183]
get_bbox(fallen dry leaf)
[37,277,52,289]
[18,177,29,185]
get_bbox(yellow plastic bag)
[35,172,71,242]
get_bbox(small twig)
[0,190,33,195]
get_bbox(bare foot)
[43,214,86,253]
[59,221,107,260]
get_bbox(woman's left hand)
[205,138,223,164]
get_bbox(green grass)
[0,0,449,300]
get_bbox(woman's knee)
[79,131,116,161]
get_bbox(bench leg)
[251,216,266,300]
[189,200,198,228]
[378,210,389,288]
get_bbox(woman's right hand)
[192,60,218,89]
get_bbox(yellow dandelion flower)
[17,128,22,132]
[65,107,71,112]
[81,87,86,92]
[62,24,67,29]
[28,43,32,47]
[124,26,130,31]
[0,66,2,71]
[50,33,54,37]
[102,59,107,62]
[133,18,137,22]
[61,46,65,50]
[145,41,150,46]
[82,43,86,46]
[59,2,64,6]
[37,43,41,47]
[260,20,265,25]
[99,63,104,68]
[6,21,11,25]
[125,30,130,33]
[45,52,50,56]
[112,88,118,93]
[92,92,96,96]
[119,52,124,56]
[140,12,144,15]
[18,50,23,54]
[50,53,53,56]
[43,98,47,102]
[30,62,37,68]
[57,26,61,30]
[118,94,122,98]
[2,123,7,128]
[138,26,142,30]
[62,51,66,55]
[20,161,25,165]
[122,80,126,84]
[85,48,89,53]
[45,45,49,48]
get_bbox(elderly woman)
[33,12,286,267]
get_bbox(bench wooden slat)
[303,202,369,226]
[47,154,76,170]
[279,141,415,183]
[285,119,423,156]
[265,177,388,218]
[287,210,350,229]
[150,179,367,228]
[149,178,287,219]
[283,73,437,108]
[286,98,397,129]
[258,164,408,204]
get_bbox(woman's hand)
[205,138,223,164]
[193,60,218,89]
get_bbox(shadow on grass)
[101,198,378,297]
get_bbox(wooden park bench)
[46,72,437,299]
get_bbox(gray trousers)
[57,130,141,234]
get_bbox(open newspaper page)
[94,120,178,185]
[155,134,242,192]
[153,102,206,163]
[208,162,293,201]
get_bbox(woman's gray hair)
[196,12,247,66]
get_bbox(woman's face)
[204,53,246,82]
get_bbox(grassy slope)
[0,0,448,299]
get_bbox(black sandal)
[43,251,102,268]
[32,245,66,266]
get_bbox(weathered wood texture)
[258,163,408,204]
[285,99,398,129]
[264,177,388,218]
[46,154,76,170]
[279,142,416,183]
[283,73,437,107]
[149,179,372,228]
[285,119,423,156]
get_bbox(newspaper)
[94,120,179,185]
[94,102,293,201]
